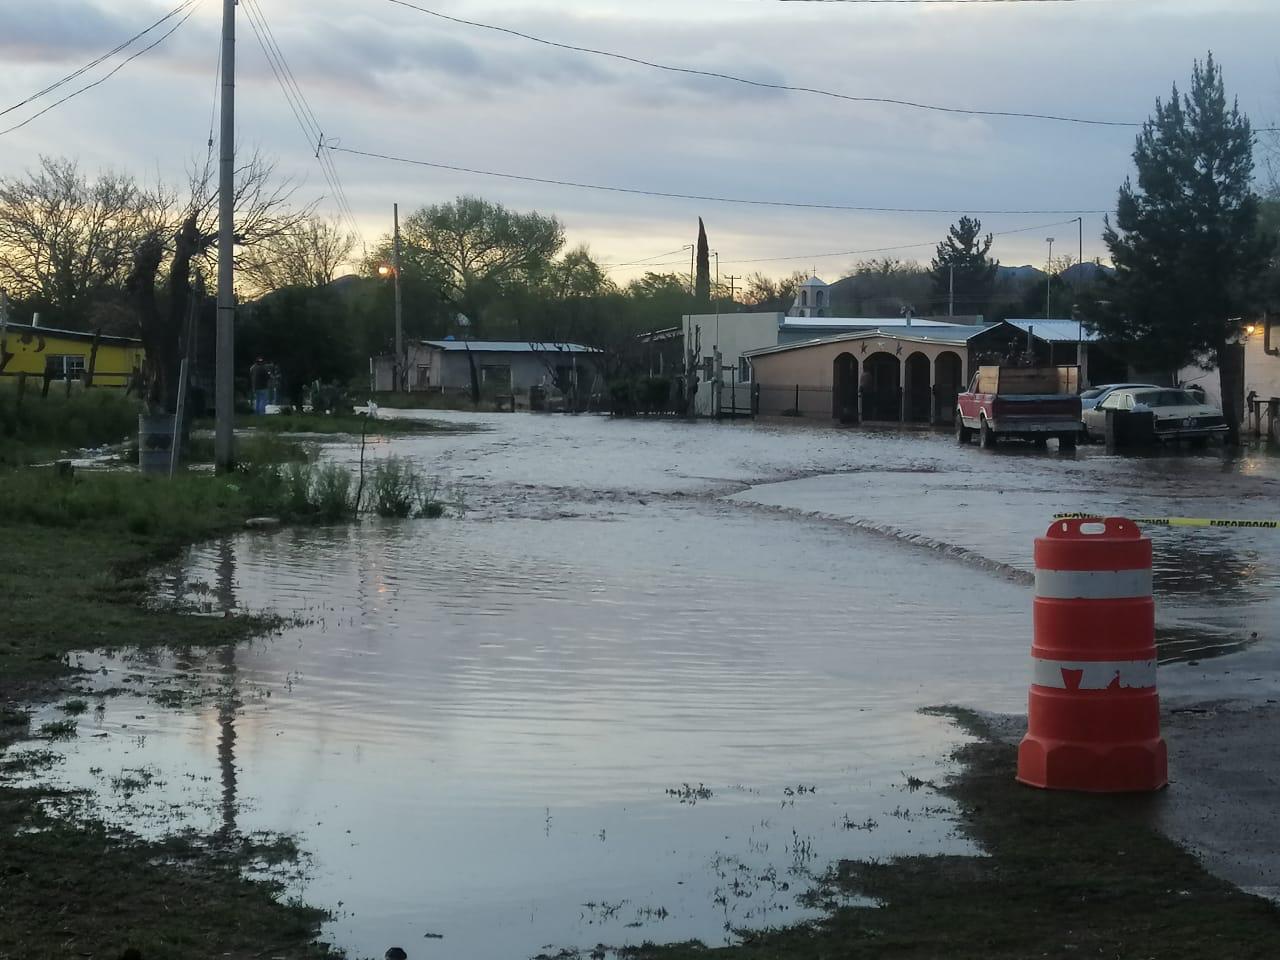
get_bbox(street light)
[1045,237,1055,319]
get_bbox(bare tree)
[238,215,355,295]
[127,150,311,412]
[0,156,163,327]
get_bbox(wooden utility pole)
[214,0,236,472]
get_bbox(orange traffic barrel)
[1017,517,1167,792]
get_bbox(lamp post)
[1045,237,1055,319]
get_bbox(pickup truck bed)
[956,366,1082,450]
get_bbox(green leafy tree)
[931,216,997,314]
[238,286,354,405]
[399,196,564,336]
[1093,53,1272,442]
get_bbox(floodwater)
[12,413,1280,959]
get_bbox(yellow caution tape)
[1054,513,1280,530]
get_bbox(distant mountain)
[1060,261,1114,284]
[996,264,1046,284]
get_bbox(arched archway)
[832,353,858,422]
[934,351,964,424]
[862,352,901,422]
[903,352,932,422]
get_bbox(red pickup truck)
[956,365,1081,450]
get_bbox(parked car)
[1079,383,1160,439]
[956,365,1081,450]
[1081,387,1228,443]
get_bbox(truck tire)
[979,416,997,449]
[955,414,973,444]
[1059,433,1077,451]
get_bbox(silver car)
[1082,387,1228,442]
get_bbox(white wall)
[681,312,782,379]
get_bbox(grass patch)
[366,457,446,518]
[0,383,140,465]
[37,719,77,740]
[58,699,89,715]
[620,708,1280,960]
[370,390,499,412]
[210,412,460,435]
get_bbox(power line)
[0,1,202,138]
[723,217,1085,265]
[240,0,363,240]
[328,144,1107,215]
[375,0,1139,128]
[0,0,197,119]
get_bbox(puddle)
[7,413,1279,957]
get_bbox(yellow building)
[0,321,144,387]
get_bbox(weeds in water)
[0,749,61,774]
[58,699,88,715]
[38,719,77,740]
[367,457,446,518]
[839,813,879,831]
[665,782,713,805]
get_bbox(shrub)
[311,463,356,521]
[366,457,446,519]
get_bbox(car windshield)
[1080,388,1106,400]
[1131,389,1199,407]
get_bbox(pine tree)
[1094,53,1272,443]
[930,216,997,315]
[695,217,711,306]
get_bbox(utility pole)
[214,0,236,472]
[948,264,954,316]
[725,275,740,306]
[1045,237,1055,320]
[393,203,404,391]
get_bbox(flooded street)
[13,413,1280,958]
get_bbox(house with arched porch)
[745,326,989,424]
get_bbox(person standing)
[249,357,270,415]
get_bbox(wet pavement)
[8,412,1280,958]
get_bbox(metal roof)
[1,323,142,347]
[1002,319,1102,343]
[746,326,987,358]
[419,340,598,354]
[780,316,984,330]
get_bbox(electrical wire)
[375,0,1140,128]
[0,0,197,119]
[0,1,202,138]
[722,217,1085,265]
[240,0,363,240]
[327,144,1107,215]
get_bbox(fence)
[757,383,834,419]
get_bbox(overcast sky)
[2,0,1279,284]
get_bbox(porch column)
[899,356,907,422]
[929,353,939,425]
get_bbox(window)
[816,289,825,307]
[415,365,430,388]
[738,357,751,382]
[45,354,86,380]
[800,290,808,307]
[816,308,825,318]
[1100,393,1130,411]
[480,364,511,390]
[703,356,716,380]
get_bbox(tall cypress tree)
[930,216,997,314]
[695,217,711,307]
[1093,53,1272,442]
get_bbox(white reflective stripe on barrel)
[1034,568,1152,599]
[1032,657,1158,690]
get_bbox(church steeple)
[789,275,830,318]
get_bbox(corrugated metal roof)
[1,323,142,346]
[419,340,598,353]
[1003,319,1102,343]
